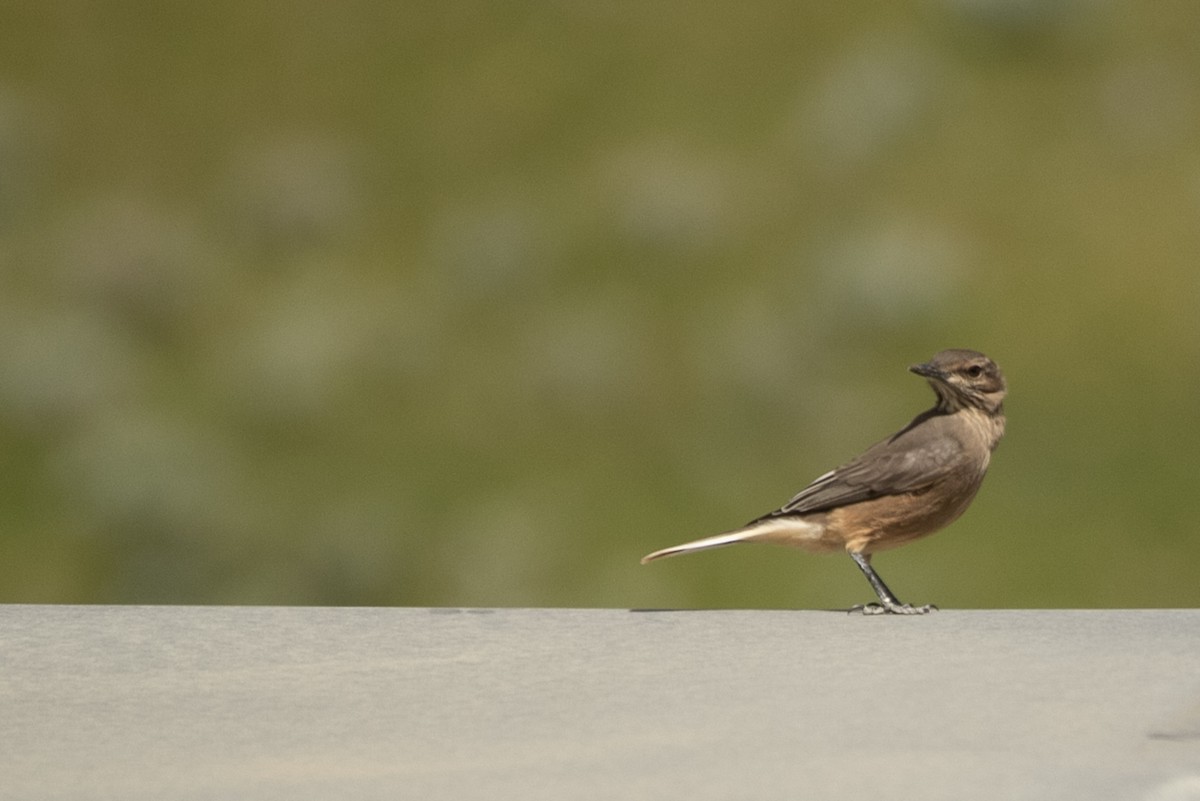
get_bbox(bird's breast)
[833,465,988,554]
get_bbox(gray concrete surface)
[1,606,1198,800]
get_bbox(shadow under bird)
[641,349,1007,615]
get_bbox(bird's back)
[756,405,997,522]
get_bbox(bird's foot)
[849,601,938,616]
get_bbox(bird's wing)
[752,421,965,521]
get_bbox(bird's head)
[910,349,1006,415]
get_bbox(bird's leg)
[848,552,937,615]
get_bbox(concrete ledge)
[2,606,1198,800]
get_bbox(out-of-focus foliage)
[1,1,1198,608]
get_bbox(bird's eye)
[964,364,984,378]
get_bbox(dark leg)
[848,551,937,615]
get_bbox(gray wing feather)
[750,415,963,522]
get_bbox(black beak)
[909,362,946,380]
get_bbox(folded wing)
[752,418,965,522]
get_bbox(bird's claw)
[849,602,938,616]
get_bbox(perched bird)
[641,349,1007,615]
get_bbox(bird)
[641,348,1007,615]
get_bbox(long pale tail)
[640,529,759,564]
[640,516,825,564]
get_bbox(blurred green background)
[1,2,1198,609]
